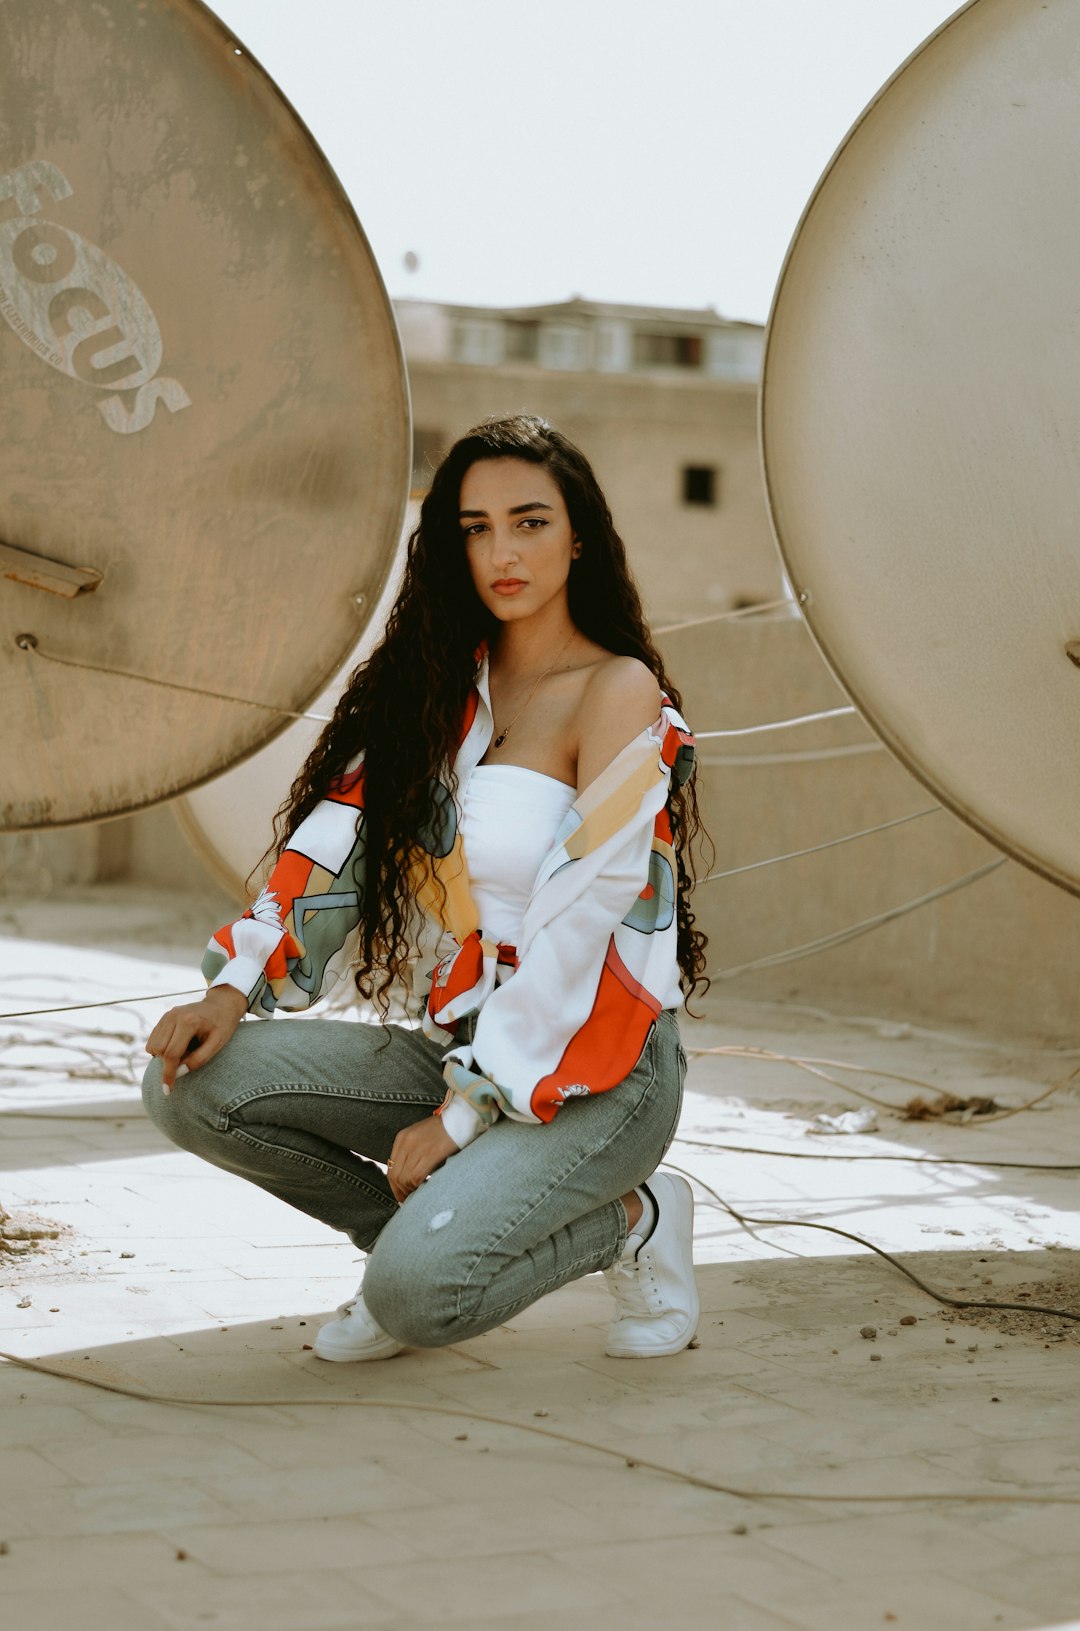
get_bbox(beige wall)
[407,361,780,627]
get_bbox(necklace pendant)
[493,731,507,748]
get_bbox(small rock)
[991,1397,1000,1403]
[302,1343,313,1351]
[120,1251,135,1260]
[886,1328,898,1337]
[860,1326,877,1340]
[899,1315,917,1326]
[732,1524,748,1536]
[15,1296,30,1310]
[945,1337,956,1344]
[454,1433,468,1441]
[0,1541,9,1556]
[533,1409,549,1418]
[175,1549,188,1561]
[967,1344,978,1353]
[870,1353,882,1362]
[48,1307,59,1314]
[270,1325,283,1331]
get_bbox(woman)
[143,415,707,1362]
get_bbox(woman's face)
[459,457,578,627]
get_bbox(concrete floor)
[2,885,1080,1631]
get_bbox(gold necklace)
[492,630,577,749]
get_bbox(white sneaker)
[312,1288,404,1363]
[603,1173,700,1358]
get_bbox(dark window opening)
[633,331,703,368]
[504,320,540,362]
[682,465,718,506]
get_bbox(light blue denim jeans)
[141,1009,686,1348]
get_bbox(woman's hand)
[146,986,248,1091]
[387,1116,458,1202]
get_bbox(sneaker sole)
[605,1325,699,1359]
[311,1335,405,1362]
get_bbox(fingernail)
[175,1063,190,1079]
[161,1083,172,1097]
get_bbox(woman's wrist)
[205,983,249,1020]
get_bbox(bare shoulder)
[582,653,663,717]
[575,654,663,788]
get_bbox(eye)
[462,522,487,538]
[519,517,548,530]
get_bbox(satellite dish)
[1,0,409,831]
[762,0,1080,897]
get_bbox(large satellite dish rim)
[757,0,1076,898]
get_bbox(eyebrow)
[458,501,555,519]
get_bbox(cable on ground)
[672,1136,1080,1172]
[686,1042,1080,1124]
[661,1159,1080,1330]
[1,1346,1078,1509]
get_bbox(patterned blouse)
[202,656,695,1149]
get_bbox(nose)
[489,524,520,570]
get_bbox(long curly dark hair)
[273,414,710,1010]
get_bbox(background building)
[395,298,781,626]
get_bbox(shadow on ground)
[3,1253,1080,1629]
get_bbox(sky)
[209,0,963,325]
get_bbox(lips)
[492,579,526,595]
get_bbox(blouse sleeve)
[201,758,368,1017]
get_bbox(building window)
[682,465,718,506]
[633,331,703,369]
[538,324,586,370]
[411,427,444,494]
[453,318,503,366]
[504,320,539,362]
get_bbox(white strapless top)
[460,765,577,946]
